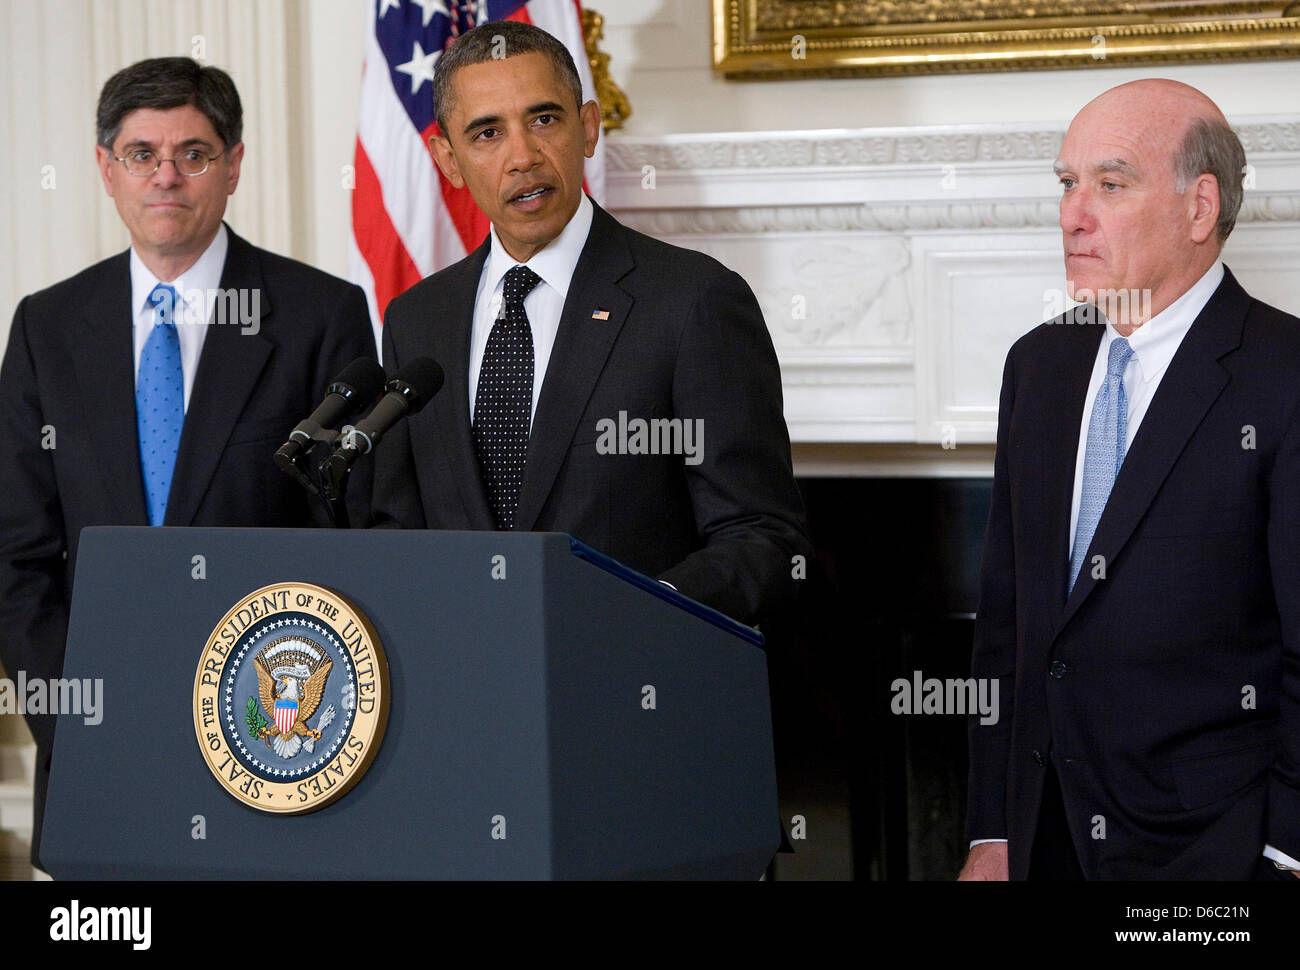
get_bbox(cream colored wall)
[0,0,366,346]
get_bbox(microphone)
[322,357,444,480]
[274,358,387,474]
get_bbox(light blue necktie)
[1068,337,1134,593]
[137,283,183,526]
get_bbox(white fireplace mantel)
[604,119,1300,466]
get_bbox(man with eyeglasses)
[0,57,375,870]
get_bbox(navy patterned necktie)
[473,264,542,530]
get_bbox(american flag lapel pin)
[591,308,611,321]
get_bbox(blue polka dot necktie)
[137,283,184,526]
[1068,336,1134,593]
[473,265,542,530]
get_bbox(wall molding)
[606,119,1300,172]
[615,196,1300,234]
[618,203,1060,234]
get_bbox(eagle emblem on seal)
[246,637,336,759]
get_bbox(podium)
[40,528,779,879]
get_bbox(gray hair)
[1173,117,1245,244]
[432,20,583,133]
[97,57,242,151]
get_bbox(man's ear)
[1189,172,1220,245]
[580,99,600,159]
[95,145,116,197]
[429,133,464,189]
[224,141,244,196]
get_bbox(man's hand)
[957,842,1009,881]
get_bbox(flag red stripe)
[350,2,605,329]
[352,142,423,322]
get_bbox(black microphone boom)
[321,357,444,485]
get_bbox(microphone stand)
[274,422,350,529]
[317,430,357,531]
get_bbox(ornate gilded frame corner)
[712,1,1300,79]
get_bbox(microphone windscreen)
[394,357,445,413]
[334,357,387,401]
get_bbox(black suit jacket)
[0,226,375,864]
[967,267,1300,879]
[372,200,810,625]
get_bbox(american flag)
[349,0,606,343]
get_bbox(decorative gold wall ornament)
[582,8,632,132]
[713,1,1300,79]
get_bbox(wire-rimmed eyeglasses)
[112,149,223,177]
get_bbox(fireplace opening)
[767,476,992,880]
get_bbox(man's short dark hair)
[432,20,583,133]
[97,57,243,151]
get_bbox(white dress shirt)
[1067,260,1223,548]
[130,223,229,412]
[977,260,1300,871]
[468,193,593,424]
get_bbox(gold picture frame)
[712,1,1300,79]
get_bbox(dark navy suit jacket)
[967,267,1300,879]
[372,200,810,627]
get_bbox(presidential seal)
[193,582,389,813]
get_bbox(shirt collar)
[129,223,229,321]
[483,194,594,305]
[1106,260,1225,385]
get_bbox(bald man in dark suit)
[961,79,1300,881]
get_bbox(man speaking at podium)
[372,21,810,627]
[0,57,375,868]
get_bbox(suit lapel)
[514,203,634,532]
[69,253,149,523]
[165,230,272,526]
[1055,269,1247,635]
[434,240,496,529]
